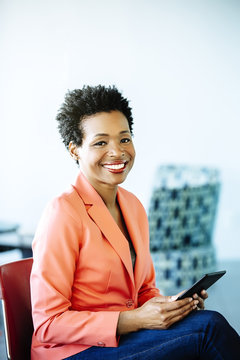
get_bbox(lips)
[102,161,128,173]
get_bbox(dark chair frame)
[0,257,33,360]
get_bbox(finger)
[151,297,194,316]
[165,297,195,311]
[167,299,199,322]
[153,293,191,304]
[196,300,204,310]
[153,299,196,328]
[193,290,208,300]
[201,290,208,299]
[167,303,197,327]
[197,299,204,310]
[193,292,206,309]
[156,294,200,313]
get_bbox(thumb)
[155,295,178,303]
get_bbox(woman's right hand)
[117,295,198,335]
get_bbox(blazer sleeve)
[30,194,120,347]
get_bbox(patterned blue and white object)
[148,165,220,295]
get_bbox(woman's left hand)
[193,290,208,310]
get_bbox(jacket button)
[97,341,106,347]
[126,299,134,308]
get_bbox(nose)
[108,141,124,157]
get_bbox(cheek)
[127,147,135,171]
[130,146,136,160]
[88,153,105,167]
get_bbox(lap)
[65,310,240,360]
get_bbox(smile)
[102,162,127,173]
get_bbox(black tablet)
[177,270,226,300]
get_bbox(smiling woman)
[30,85,240,360]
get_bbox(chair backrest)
[0,258,33,360]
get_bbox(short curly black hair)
[56,85,134,149]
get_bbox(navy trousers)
[65,310,240,360]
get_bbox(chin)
[105,174,128,186]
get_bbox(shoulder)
[33,186,85,248]
[118,186,147,216]
[32,187,84,262]
[40,185,85,227]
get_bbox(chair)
[0,258,33,360]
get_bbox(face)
[71,111,135,191]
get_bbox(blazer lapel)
[88,205,135,288]
[73,172,135,289]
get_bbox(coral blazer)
[30,172,160,360]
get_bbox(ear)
[69,141,79,161]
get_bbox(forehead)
[81,111,130,136]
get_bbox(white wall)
[0,0,239,259]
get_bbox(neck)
[99,186,118,209]
[89,179,118,209]
[80,171,119,209]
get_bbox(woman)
[30,85,240,360]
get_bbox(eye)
[120,138,131,144]
[93,141,107,147]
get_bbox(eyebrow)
[93,130,130,138]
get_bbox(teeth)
[103,163,125,170]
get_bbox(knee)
[201,310,229,331]
[199,310,240,353]
[204,310,226,322]
[189,310,228,332]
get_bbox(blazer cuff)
[92,311,120,348]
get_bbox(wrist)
[117,309,140,335]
